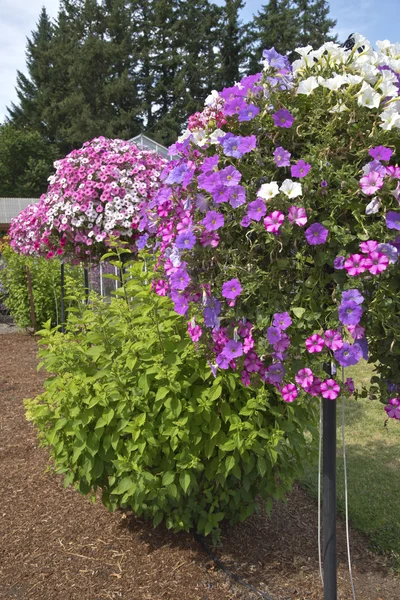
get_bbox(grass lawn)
[301,360,400,566]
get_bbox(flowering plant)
[146,36,400,418]
[9,137,166,262]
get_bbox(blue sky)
[0,0,398,123]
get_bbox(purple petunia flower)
[171,291,189,315]
[137,234,149,250]
[200,155,219,174]
[165,163,193,185]
[272,108,294,128]
[219,166,242,187]
[267,326,282,344]
[203,297,221,328]
[342,289,364,305]
[273,146,291,167]
[238,104,260,122]
[338,300,363,326]
[334,256,345,270]
[386,211,400,230]
[221,133,243,158]
[273,312,292,330]
[175,230,196,250]
[223,340,243,359]
[223,97,248,116]
[216,352,231,369]
[170,268,191,291]
[376,242,398,263]
[241,215,251,227]
[212,185,230,204]
[305,223,329,245]
[291,160,311,178]
[247,198,267,221]
[321,180,328,188]
[263,47,288,71]
[239,135,257,154]
[228,185,246,208]
[222,278,242,300]
[369,146,393,161]
[198,171,221,193]
[334,342,362,367]
[201,211,224,231]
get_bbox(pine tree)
[218,0,247,88]
[247,0,300,73]
[296,0,337,49]
[7,7,54,135]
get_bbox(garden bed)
[0,332,398,600]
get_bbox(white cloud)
[0,0,59,122]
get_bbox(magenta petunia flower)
[273,312,292,330]
[347,324,365,340]
[247,198,267,221]
[359,240,378,253]
[369,146,393,161]
[363,251,389,275]
[320,379,340,400]
[288,206,307,226]
[345,378,355,394]
[272,108,294,128]
[241,370,251,386]
[305,334,325,353]
[344,254,367,276]
[324,329,344,351]
[385,398,400,419]
[305,223,328,245]
[281,383,298,402]
[360,171,384,195]
[386,211,400,230]
[154,280,169,296]
[273,146,291,167]
[307,376,322,397]
[295,368,314,389]
[222,278,242,300]
[201,210,224,231]
[264,210,284,233]
[291,160,311,178]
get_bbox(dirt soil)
[0,332,398,600]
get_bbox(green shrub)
[0,241,84,329]
[26,258,318,540]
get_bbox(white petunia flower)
[297,76,320,96]
[379,106,400,130]
[205,90,220,106]
[322,74,348,91]
[208,128,226,144]
[280,179,302,199]
[177,129,192,143]
[357,81,381,109]
[257,182,280,200]
[365,197,381,215]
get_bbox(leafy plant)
[0,240,84,329]
[26,256,317,540]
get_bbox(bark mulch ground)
[0,332,398,600]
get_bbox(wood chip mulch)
[0,332,398,600]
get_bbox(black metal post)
[84,267,89,304]
[60,262,65,333]
[323,393,337,600]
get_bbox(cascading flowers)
[142,36,400,418]
[9,137,166,262]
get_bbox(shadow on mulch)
[0,333,398,600]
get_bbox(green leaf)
[179,471,191,494]
[225,455,235,474]
[209,385,222,402]
[162,471,175,486]
[112,477,135,495]
[292,306,306,318]
[156,386,169,401]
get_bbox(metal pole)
[84,267,89,304]
[60,262,65,333]
[323,385,337,599]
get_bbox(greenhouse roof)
[0,197,39,231]
[129,134,172,159]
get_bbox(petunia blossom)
[320,379,340,400]
[305,334,325,353]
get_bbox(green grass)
[301,361,400,566]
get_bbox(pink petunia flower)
[344,254,367,276]
[305,334,325,353]
[320,379,340,400]
[263,210,285,234]
[281,383,298,402]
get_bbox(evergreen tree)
[297,0,337,49]
[247,0,300,73]
[7,7,54,135]
[0,124,56,197]
[219,0,248,88]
